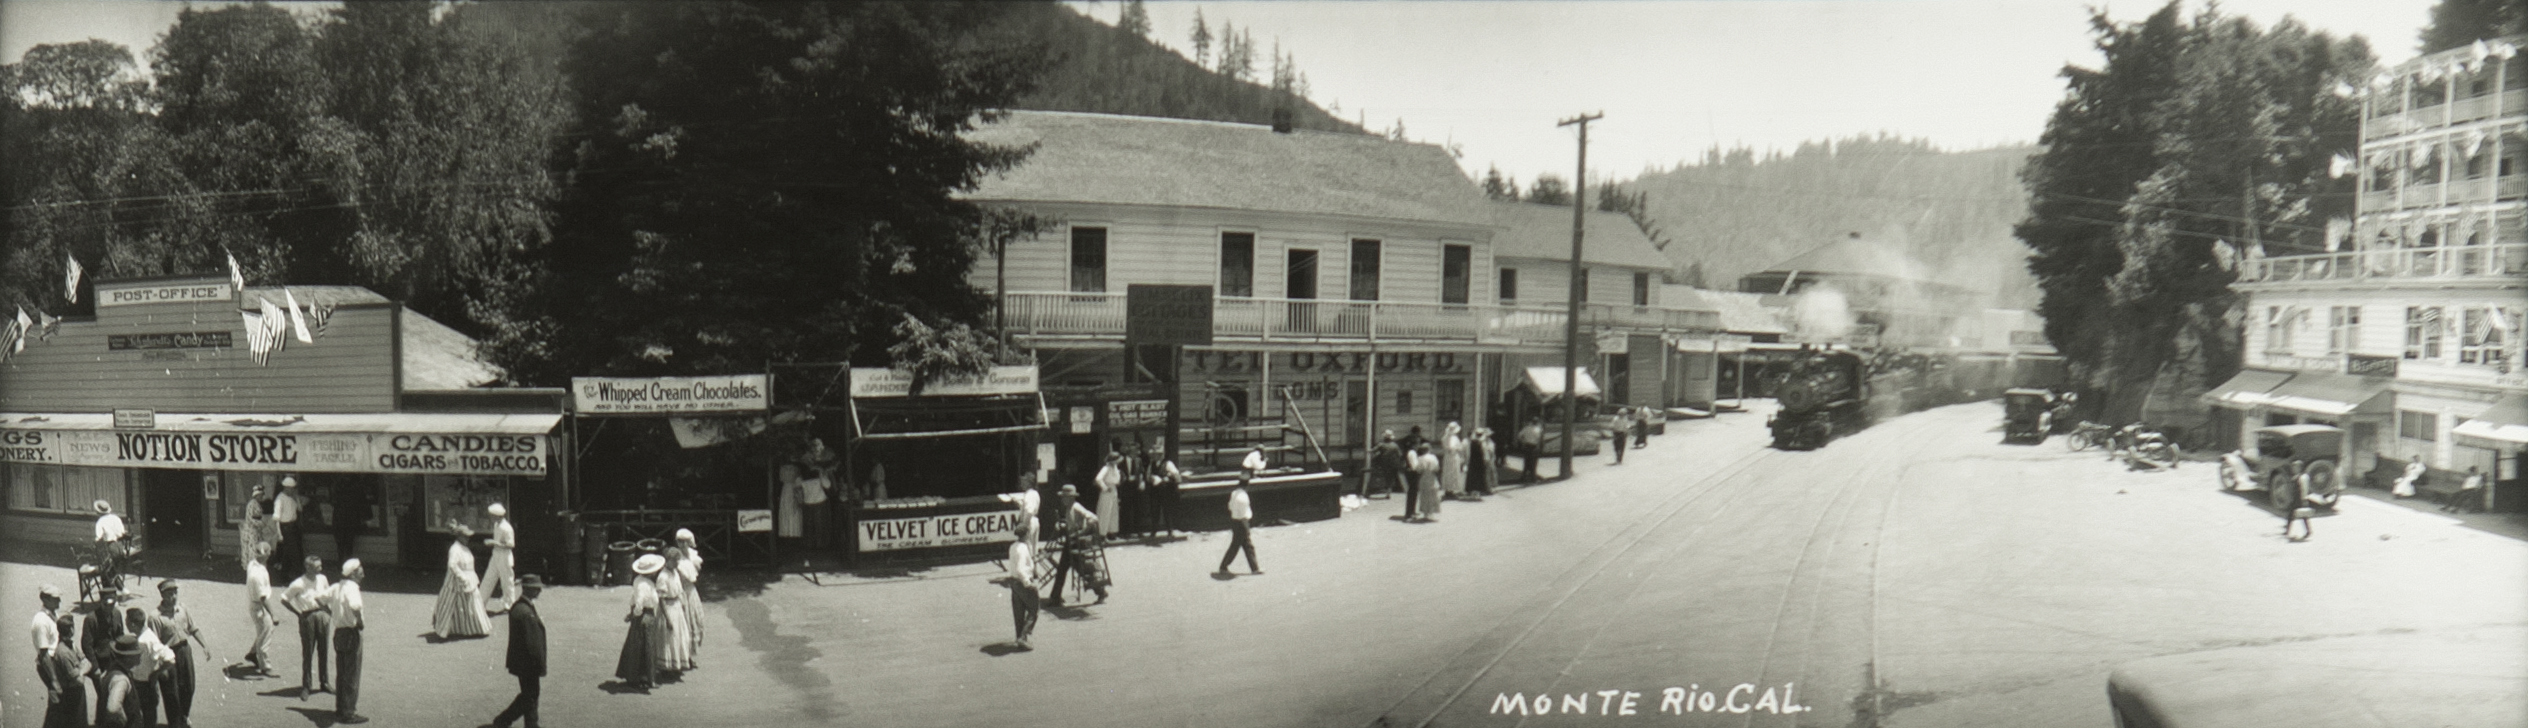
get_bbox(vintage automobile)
[2219,424,2347,510]
[2001,388,2055,443]
[2106,625,2526,728]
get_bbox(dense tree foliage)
[2019,1,2372,422]
[1010,4,1356,133]
[2419,0,2525,54]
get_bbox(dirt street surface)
[6,401,2522,727]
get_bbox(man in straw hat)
[151,579,210,727]
[273,476,307,578]
[243,541,282,677]
[281,555,332,700]
[329,558,369,723]
[1045,484,1108,606]
[31,584,68,717]
[495,574,547,728]
[483,503,521,613]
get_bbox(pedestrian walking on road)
[1369,430,1404,499]
[152,580,209,727]
[1047,485,1109,606]
[121,606,175,728]
[1217,474,1262,575]
[494,574,546,728]
[243,542,281,677]
[656,546,695,673]
[328,559,368,724]
[1003,522,1041,649]
[1440,422,1468,501]
[1634,407,1653,449]
[674,530,705,657]
[432,524,491,640]
[1151,456,1184,537]
[615,555,663,690]
[1518,419,1543,483]
[274,477,307,580]
[1467,427,1497,498]
[1411,442,1442,522]
[1608,408,1629,465]
[282,555,332,700]
[483,503,521,613]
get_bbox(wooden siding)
[0,299,397,413]
[976,203,1496,305]
[1496,261,1664,308]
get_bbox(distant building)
[1737,232,1985,349]
[2217,36,2524,504]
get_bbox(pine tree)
[1118,0,1150,39]
[2419,0,2526,54]
[1190,9,1212,67]
[1481,166,1515,200]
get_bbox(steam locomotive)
[1766,349,1869,450]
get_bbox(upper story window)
[2411,78,2447,108]
[2459,306,2516,371]
[1219,232,1255,298]
[2406,306,2444,360]
[2265,306,2295,354]
[1349,239,1381,301]
[1498,267,1518,303]
[1632,272,1651,307]
[1441,244,1471,305]
[1070,226,1108,293]
[2327,306,2360,355]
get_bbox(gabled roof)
[1662,286,1789,335]
[241,285,501,390]
[1757,233,1932,282]
[1489,201,1671,270]
[964,111,1491,228]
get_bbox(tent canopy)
[1521,366,1601,400]
[2453,394,2528,449]
[2200,369,2294,409]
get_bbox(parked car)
[2106,625,2526,728]
[2001,388,2055,443]
[2219,424,2347,510]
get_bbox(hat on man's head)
[1057,484,1079,497]
[341,558,364,578]
[450,522,475,537]
[93,500,113,514]
[632,554,666,576]
[38,584,61,600]
[113,634,140,655]
[487,503,507,518]
[674,528,696,544]
[157,579,179,595]
[281,476,297,488]
[519,574,545,590]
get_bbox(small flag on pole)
[284,289,314,344]
[242,310,269,365]
[37,311,59,341]
[0,311,21,361]
[11,307,30,354]
[228,252,247,295]
[2327,154,2354,179]
[257,297,289,361]
[307,299,334,339]
[64,253,84,304]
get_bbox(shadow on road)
[723,596,839,721]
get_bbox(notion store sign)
[0,429,550,477]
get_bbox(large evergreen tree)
[2419,0,2526,54]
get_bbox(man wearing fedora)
[483,503,521,613]
[274,477,307,579]
[329,558,369,724]
[151,579,210,727]
[494,574,547,728]
[1046,484,1108,606]
[281,555,332,700]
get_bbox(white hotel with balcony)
[2218,35,2526,507]
[962,111,1717,478]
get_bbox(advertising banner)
[857,508,1026,552]
[848,366,1039,399]
[0,428,549,476]
[573,375,769,415]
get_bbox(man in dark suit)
[494,574,547,728]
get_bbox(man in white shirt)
[273,477,305,581]
[997,474,1042,553]
[282,555,332,700]
[1216,474,1261,575]
[1241,446,1269,476]
[123,605,177,728]
[244,543,280,677]
[1003,520,1040,649]
[31,584,61,701]
[93,500,128,543]
[482,503,520,613]
[329,559,368,724]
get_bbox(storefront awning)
[0,411,563,434]
[848,394,1047,441]
[2258,370,2391,418]
[2453,394,2528,450]
[2199,369,2294,410]
[1521,367,1601,400]
[0,411,563,476]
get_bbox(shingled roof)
[964,111,1491,228]
[1489,201,1672,270]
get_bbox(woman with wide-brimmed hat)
[615,554,664,689]
[431,523,490,639]
[674,529,705,656]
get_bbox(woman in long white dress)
[675,529,705,656]
[1094,454,1123,538]
[1440,422,1468,500]
[655,546,694,672]
[430,524,490,639]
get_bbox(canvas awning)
[0,411,563,435]
[2200,369,2295,410]
[848,394,1047,441]
[2258,371,2391,418]
[2452,394,2528,450]
[1521,367,1601,400]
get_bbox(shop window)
[1437,379,1465,424]
[2406,306,2444,360]
[1070,226,1108,293]
[219,471,287,527]
[2328,306,2360,355]
[4,464,126,516]
[2399,410,2437,441]
[1498,267,1518,303]
[1349,239,1381,301]
[1219,232,1254,298]
[424,475,511,536]
[1441,244,1471,305]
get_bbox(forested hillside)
[1006,3,1364,133]
[1623,136,2038,308]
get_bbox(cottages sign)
[848,366,1039,398]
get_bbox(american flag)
[308,298,335,339]
[64,253,83,304]
[242,310,271,365]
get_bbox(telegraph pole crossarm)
[1555,111,1601,480]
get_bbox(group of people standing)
[1088,438,1185,540]
[612,529,707,691]
[32,578,212,728]
[1369,422,1503,523]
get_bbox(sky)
[3,0,2445,182]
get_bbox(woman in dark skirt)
[614,554,664,689]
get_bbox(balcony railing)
[2241,243,2528,284]
[1001,292,1718,346]
[2364,89,2527,139]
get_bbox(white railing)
[1001,292,1720,346]
[2242,243,2528,283]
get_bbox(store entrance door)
[142,469,208,557]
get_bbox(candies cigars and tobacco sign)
[572,375,770,414]
[0,428,548,476]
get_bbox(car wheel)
[2305,460,2341,507]
[2266,464,2301,510]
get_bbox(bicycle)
[2065,422,2113,452]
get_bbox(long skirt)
[656,596,693,671]
[615,614,657,685]
[1418,474,1443,518]
[680,582,705,653]
[432,573,490,638]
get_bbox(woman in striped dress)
[615,555,662,689]
[674,529,704,655]
[430,524,490,639]
[655,546,694,672]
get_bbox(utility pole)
[1556,111,1601,480]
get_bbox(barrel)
[636,538,666,559]
[604,541,637,587]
